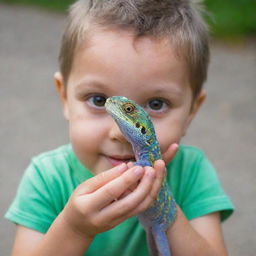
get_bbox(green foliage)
[204,0,256,37]
[1,0,256,37]
[1,0,74,11]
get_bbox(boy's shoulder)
[33,144,72,162]
[5,145,83,233]
[29,144,93,184]
[30,144,72,175]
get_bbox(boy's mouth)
[105,155,136,167]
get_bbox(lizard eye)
[123,103,136,113]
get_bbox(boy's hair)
[59,0,209,98]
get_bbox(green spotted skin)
[105,96,176,256]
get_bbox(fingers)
[76,163,128,195]
[127,161,134,168]
[89,166,145,209]
[72,150,176,232]
[127,160,166,217]
[99,167,156,221]
[162,143,179,164]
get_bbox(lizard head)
[105,96,156,148]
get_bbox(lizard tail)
[151,227,171,256]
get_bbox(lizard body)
[105,96,177,256]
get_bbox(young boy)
[5,0,234,255]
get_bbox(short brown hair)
[59,0,209,98]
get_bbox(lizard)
[105,96,177,256]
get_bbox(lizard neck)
[133,138,161,166]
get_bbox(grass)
[1,0,256,38]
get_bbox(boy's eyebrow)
[148,84,183,98]
[74,79,183,98]
[74,79,109,92]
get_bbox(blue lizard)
[105,96,177,256]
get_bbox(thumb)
[162,143,179,164]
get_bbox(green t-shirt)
[5,144,234,256]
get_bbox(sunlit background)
[0,0,255,255]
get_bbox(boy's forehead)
[71,29,190,92]
[80,29,179,61]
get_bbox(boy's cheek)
[69,124,94,154]
[63,103,70,120]
[68,122,106,170]
[157,127,183,155]
[71,136,96,170]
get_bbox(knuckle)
[119,200,132,212]
[91,216,102,229]
[95,171,107,183]
[74,197,91,216]
[104,186,117,201]
[122,172,136,186]
[75,179,95,195]
[138,198,153,212]
[145,167,156,179]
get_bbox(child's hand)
[61,162,166,239]
[162,143,179,165]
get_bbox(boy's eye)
[148,99,164,110]
[145,98,169,112]
[87,95,107,108]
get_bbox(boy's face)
[55,30,205,175]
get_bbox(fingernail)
[133,166,144,176]
[127,161,134,168]
[173,143,179,150]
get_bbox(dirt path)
[0,4,255,255]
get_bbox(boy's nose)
[108,121,127,143]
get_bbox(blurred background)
[0,0,255,255]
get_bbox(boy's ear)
[54,72,70,120]
[182,89,206,136]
